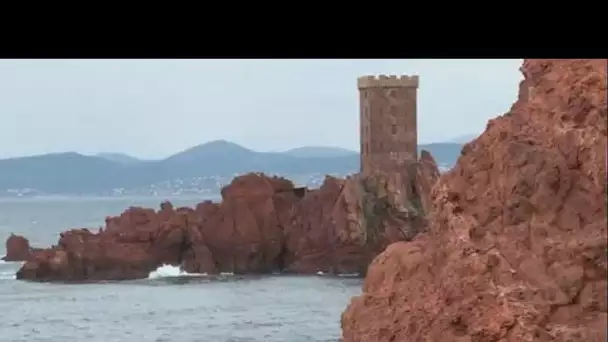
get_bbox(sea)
[0,196,362,342]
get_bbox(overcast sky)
[0,59,523,159]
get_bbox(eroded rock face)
[195,173,301,274]
[341,59,608,341]
[16,173,299,281]
[16,155,440,282]
[2,234,39,262]
[284,154,439,275]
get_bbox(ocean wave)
[147,264,207,279]
[337,273,360,278]
[315,271,361,277]
[0,270,16,280]
[0,260,25,265]
[0,260,23,280]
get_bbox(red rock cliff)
[341,59,607,341]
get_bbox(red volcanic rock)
[197,173,301,273]
[415,149,441,213]
[2,234,39,262]
[283,154,440,275]
[16,161,441,282]
[15,173,305,281]
[341,59,608,341]
[17,203,219,281]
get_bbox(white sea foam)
[0,260,25,265]
[315,271,360,277]
[147,264,206,279]
[337,273,360,277]
[0,260,23,280]
[0,270,16,280]
[0,259,25,265]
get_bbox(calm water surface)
[0,196,361,342]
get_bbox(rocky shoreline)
[7,151,440,282]
[5,59,606,342]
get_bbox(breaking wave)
[0,270,16,280]
[0,260,23,280]
[147,264,206,279]
[315,270,360,278]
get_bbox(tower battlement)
[358,74,419,179]
[357,75,419,89]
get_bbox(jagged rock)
[194,173,301,274]
[15,157,440,281]
[2,234,40,262]
[341,59,608,341]
[15,173,303,280]
[283,155,440,275]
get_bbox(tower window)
[391,124,397,135]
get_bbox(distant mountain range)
[0,140,464,195]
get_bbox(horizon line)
[0,135,477,161]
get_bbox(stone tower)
[358,75,419,178]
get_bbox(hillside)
[95,153,143,165]
[0,140,463,195]
[0,152,126,194]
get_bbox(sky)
[0,59,523,159]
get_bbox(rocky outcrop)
[190,174,300,274]
[2,234,40,262]
[341,59,607,341]
[16,174,299,281]
[284,154,439,275]
[16,156,440,282]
